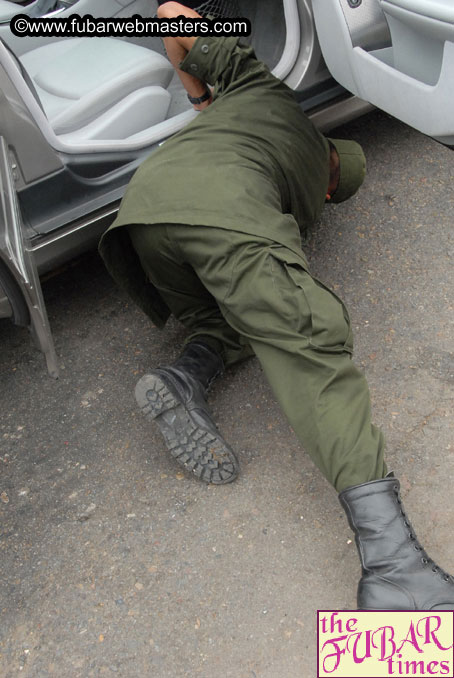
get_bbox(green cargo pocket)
[267,245,354,355]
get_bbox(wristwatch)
[187,89,212,105]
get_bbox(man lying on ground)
[99,1,454,611]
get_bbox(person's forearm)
[158,2,213,110]
[162,36,207,98]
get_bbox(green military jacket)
[99,36,332,327]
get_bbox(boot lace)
[393,484,452,583]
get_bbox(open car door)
[312,0,454,145]
[0,136,59,378]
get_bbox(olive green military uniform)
[99,36,387,492]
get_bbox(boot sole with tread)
[135,373,239,485]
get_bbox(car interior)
[0,0,298,153]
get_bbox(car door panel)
[312,0,454,144]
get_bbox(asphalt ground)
[1,110,453,677]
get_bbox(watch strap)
[187,89,211,105]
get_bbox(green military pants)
[128,222,387,493]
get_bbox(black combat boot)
[339,476,454,610]
[135,341,239,484]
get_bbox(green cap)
[327,138,366,203]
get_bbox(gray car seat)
[0,0,24,21]
[19,37,174,140]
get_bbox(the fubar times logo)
[317,611,454,677]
